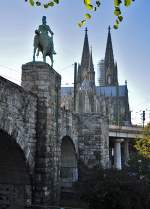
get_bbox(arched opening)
[107,75,112,85]
[0,130,31,209]
[61,136,78,188]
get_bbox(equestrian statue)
[33,16,56,67]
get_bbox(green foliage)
[113,0,135,29]
[29,0,34,6]
[135,123,150,159]
[75,167,150,209]
[25,0,135,29]
[127,153,150,180]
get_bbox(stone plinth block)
[21,62,61,97]
[21,62,61,205]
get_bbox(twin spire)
[81,27,90,69]
[81,28,94,76]
[104,26,114,69]
[103,26,118,86]
[79,26,118,86]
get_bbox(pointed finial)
[108,25,111,32]
[85,27,88,34]
[125,80,127,86]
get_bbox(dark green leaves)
[118,15,123,22]
[114,0,122,7]
[29,0,34,6]
[85,13,91,19]
[48,2,55,6]
[53,0,59,4]
[78,20,86,27]
[124,0,132,6]
[114,7,121,16]
[36,1,41,6]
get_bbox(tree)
[25,0,135,29]
[135,123,150,159]
[74,167,150,209]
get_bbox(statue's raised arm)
[33,16,56,67]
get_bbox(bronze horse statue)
[33,30,54,66]
[33,16,56,67]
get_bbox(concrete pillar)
[124,140,130,165]
[114,139,124,170]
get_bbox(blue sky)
[0,0,150,125]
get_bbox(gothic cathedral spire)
[105,26,114,69]
[104,26,118,86]
[80,27,90,82]
[81,27,90,68]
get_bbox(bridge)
[109,125,143,170]
[109,125,142,139]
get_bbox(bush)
[75,167,150,209]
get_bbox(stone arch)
[0,129,31,209]
[60,136,78,188]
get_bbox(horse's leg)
[33,47,36,62]
[43,50,46,63]
[36,49,39,57]
[50,53,54,67]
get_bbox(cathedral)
[61,27,131,127]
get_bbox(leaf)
[84,0,93,10]
[114,18,119,29]
[114,24,119,29]
[124,0,132,6]
[118,15,123,22]
[29,0,35,6]
[85,13,91,19]
[96,1,101,7]
[54,0,59,4]
[48,2,55,6]
[114,0,122,7]
[78,20,86,27]
[44,3,49,8]
[116,19,119,24]
[36,1,41,6]
[114,7,121,16]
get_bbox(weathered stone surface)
[60,110,109,169]
[0,76,37,171]
[76,113,109,168]
[0,76,37,208]
[22,62,61,205]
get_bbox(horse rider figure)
[33,16,56,66]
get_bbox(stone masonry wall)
[60,110,109,169]
[0,76,37,172]
[22,62,61,205]
[76,113,109,169]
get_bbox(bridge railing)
[25,205,82,209]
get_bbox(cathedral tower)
[99,26,118,86]
[75,28,96,113]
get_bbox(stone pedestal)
[21,62,61,205]
[114,139,124,170]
